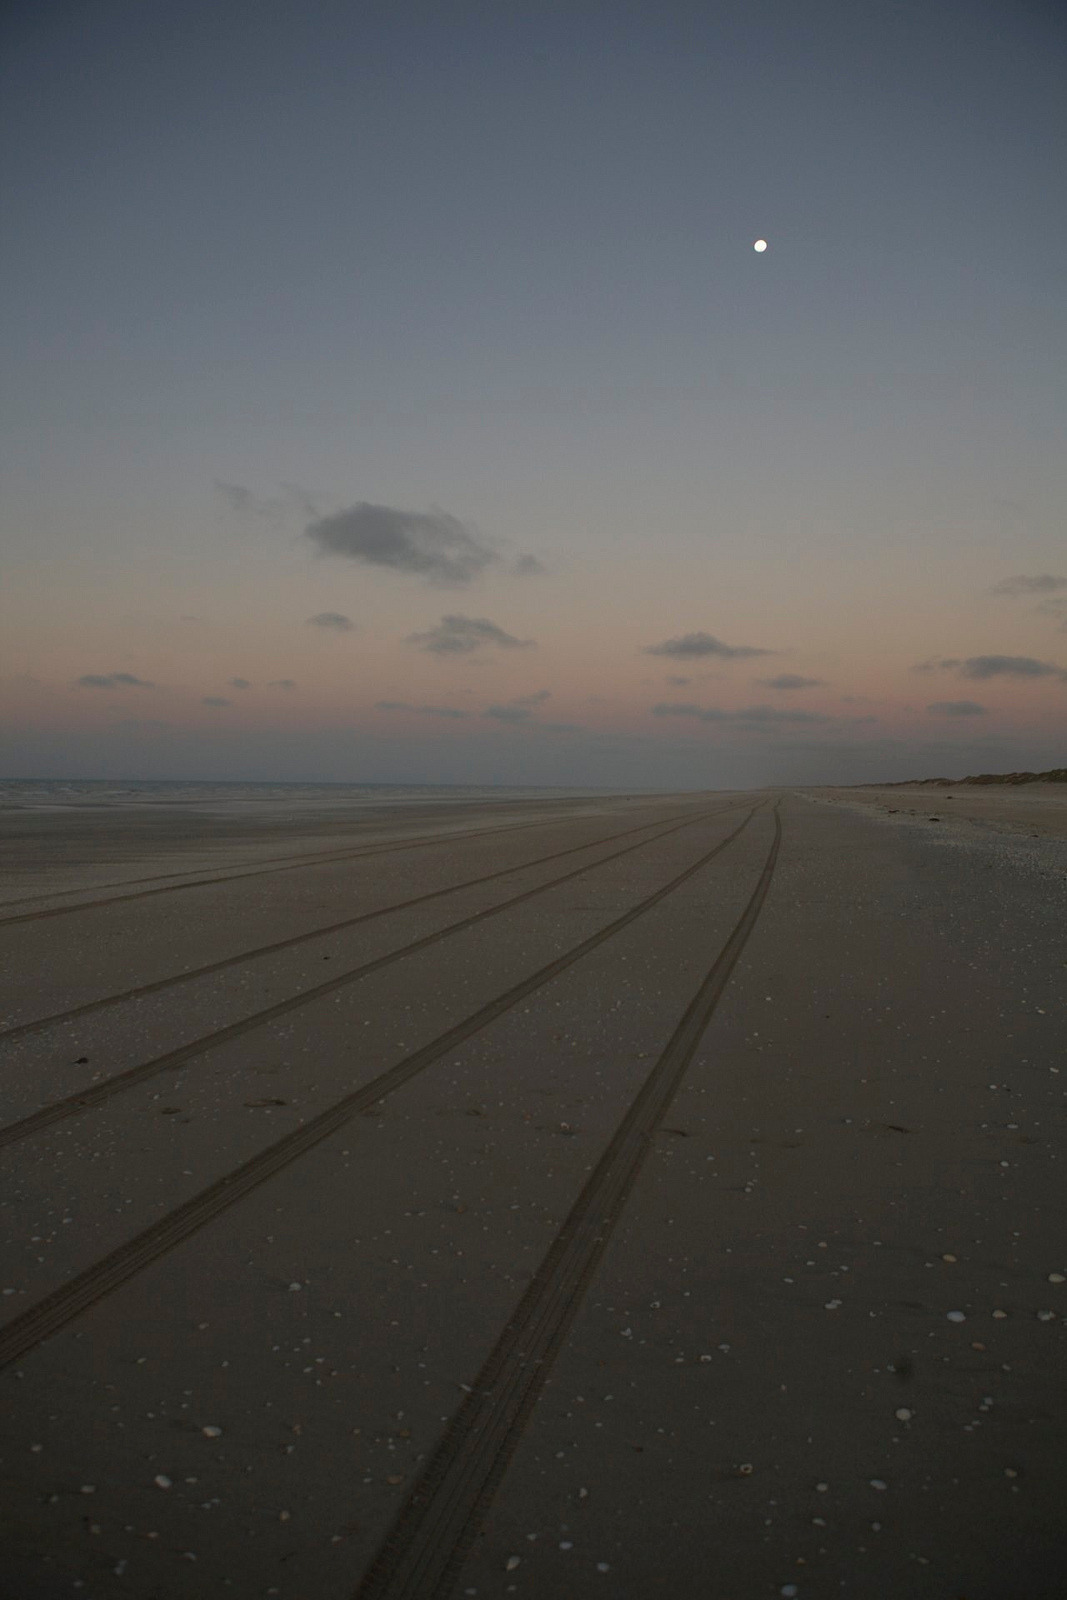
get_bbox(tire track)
[0,807,704,1044]
[356,805,782,1600]
[0,805,761,1369]
[0,814,592,928]
[0,806,737,1147]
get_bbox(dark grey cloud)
[230,677,251,689]
[512,689,551,706]
[269,678,297,690]
[406,615,535,655]
[513,554,547,576]
[484,704,534,723]
[306,503,495,586]
[651,702,829,726]
[927,700,988,717]
[306,612,354,632]
[76,672,154,690]
[645,631,773,660]
[756,674,824,690]
[961,655,1067,681]
[665,675,691,686]
[990,573,1067,597]
[202,696,230,707]
[375,701,469,719]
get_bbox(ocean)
[0,778,625,816]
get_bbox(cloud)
[513,553,547,576]
[915,653,1067,681]
[306,503,496,585]
[76,672,154,690]
[927,700,988,717]
[651,702,829,726]
[214,480,264,515]
[484,704,534,722]
[375,701,469,719]
[960,655,1067,681]
[990,573,1067,597]
[215,480,321,521]
[512,689,551,706]
[406,615,535,654]
[644,631,773,660]
[665,675,691,686]
[756,674,824,690]
[269,678,297,690]
[230,677,251,689]
[202,696,230,707]
[306,612,354,632]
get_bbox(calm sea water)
[0,779,623,816]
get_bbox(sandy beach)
[1,788,1064,1599]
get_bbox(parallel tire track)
[356,804,782,1600]
[0,807,732,1148]
[0,814,595,928]
[0,809,704,1044]
[0,806,761,1370]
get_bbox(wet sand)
[1,789,1064,1598]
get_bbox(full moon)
[753,238,768,252]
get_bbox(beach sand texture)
[1,788,1064,1598]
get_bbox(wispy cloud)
[406,615,535,655]
[989,573,1067,597]
[202,695,230,707]
[215,480,320,521]
[645,631,773,660]
[269,678,297,690]
[651,702,829,726]
[306,612,355,632]
[756,674,824,690]
[512,689,551,706]
[306,503,496,586]
[513,553,547,576]
[665,675,691,686]
[484,704,534,723]
[76,672,154,690]
[230,677,251,689]
[927,700,988,717]
[375,701,469,719]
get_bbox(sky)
[2,0,1065,790]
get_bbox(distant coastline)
[871,767,1067,788]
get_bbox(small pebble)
[559,1541,573,1550]
[505,1557,521,1572]
[942,1253,957,1263]
[946,1311,966,1323]
[80,1486,96,1495]
[201,1426,222,1439]
[870,1479,887,1491]
[154,1475,172,1490]
[1049,1273,1065,1285]
[596,1564,611,1574]
[895,1408,913,1422]
[781,1588,799,1598]
[738,1463,754,1476]
[815,1482,829,1493]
